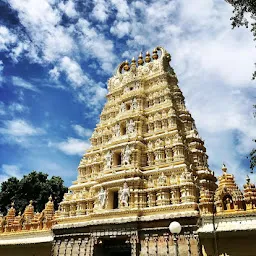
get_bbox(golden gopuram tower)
[52,46,216,256]
[1,47,256,256]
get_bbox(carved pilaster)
[153,234,159,256]
[185,232,191,256]
[163,233,170,256]
[80,237,88,256]
[69,238,74,256]
[147,192,156,207]
[51,240,56,256]
[193,232,202,256]
[88,236,95,256]
[77,238,82,256]
[130,234,138,256]
[145,234,150,256]
[63,239,68,256]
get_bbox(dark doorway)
[113,191,119,209]
[113,152,122,166]
[94,238,131,256]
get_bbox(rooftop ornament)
[116,46,171,75]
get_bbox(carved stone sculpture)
[120,182,130,207]
[132,98,138,110]
[122,145,132,165]
[127,119,136,134]
[158,172,167,186]
[98,187,107,209]
[105,151,112,168]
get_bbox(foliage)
[0,171,68,215]
[226,0,256,79]
[249,105,256,171]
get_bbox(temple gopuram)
[0,47,255,256]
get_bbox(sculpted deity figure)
[105,151,112,168]
[122,145,132,165]
[148,175,154,188]
[120,182,130,207]
[98,187,107,209]
[120,102,126,112]
[158,172,167,186]
[181,170,193,182]
[127,119,136,134]
[113,124,120,137]
[132,98,138,110]
[181,187,190,197]
[148,141,153,150]
[155,138,164,148]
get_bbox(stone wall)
[139,234,200,256]
[0,243,52,256]
[201,231,256,256]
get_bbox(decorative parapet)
[0,196,56,235]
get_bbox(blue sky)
[0,0,255,187]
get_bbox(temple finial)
[246,175,250,184]
[222,163,227,173]
[145,51,151,63]
[123,60,130,71]
[138,52,144,65]
[152,48,158,60]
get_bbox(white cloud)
[2,0,115,114]
[110,0,130,20]
[49,66,60,80]
[75,18,116,72]
[59,56,88,88]
[8,0,76,63]
[0,102,29,116]
[43,28,75,62]
[12,76,39,92]
[92,0,109,22]
[0,164,22,184]
[58,0,78,18]
[0,26,17,52]
[72,124,92,137]
[8,103,29,113]
[49,137,90,156]
[110,21,131,38]
[1,164,22,178]
[0,119,44,137]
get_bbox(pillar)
[130,234,138,256]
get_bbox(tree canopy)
[249,105,256,172]
[226,0,256,78]
[0,171,68,215]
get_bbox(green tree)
[226,0,256,78]
[249,105,256,171]
[0,171,68,215]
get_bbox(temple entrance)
[94,237,131,256]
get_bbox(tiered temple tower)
[53,47,216,255]
[1,47,256,256]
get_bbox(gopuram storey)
[1,47,256,256]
